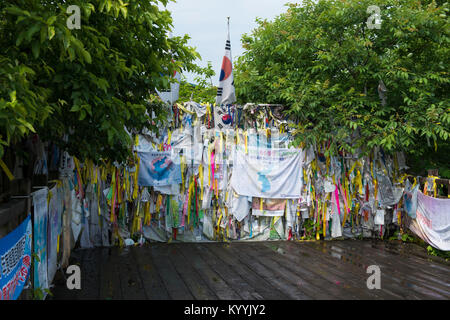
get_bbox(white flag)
[216,22,236,106]
[230,147,304,199]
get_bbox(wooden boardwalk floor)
[50,240,450,300]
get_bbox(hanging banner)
[32,187,49,297]
[251,198,286,217]
[47,185,63,285]
[138,151,182,187]
[408,191,450,251]
[230,147,304,199]
[0,215,32,300]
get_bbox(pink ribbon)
[181,189,189,227]
[334,186,341,216]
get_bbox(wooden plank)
[114,246,147,300]
[202,243,290,300]
[279,241,398,299]
[130,245,170,300]
[99,247,123,300]
[67,249,84,300]
[192,243,263,300]
[320,241,443,299]
[165,244,218,300]
[241,242,359,300]
[364,241,450,273]
[77,248,100,299]
[272,241,399,300]
[49,240,450,300]
[330,241,450,299]
[49,270,77,300]
[331,241,448,278]
[176,243,241,300]
[306,241,423,299]
[223,242,313,299]
[149,244,195,300]
[49,248,84,300]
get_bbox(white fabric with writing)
[230,146,304,199]
[408,191,450,251]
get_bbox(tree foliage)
[235,0,449,163]
[0,0,201,163]
[178,61,217,103]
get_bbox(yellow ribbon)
[167,130,172,145]
[370,160,374,179]
[180,155,185,187]
[187,178,194,226]
[429,176,439,198]
[176,103,195,114]
[244,131,248,154]
[97,169,101,217]
[217,208,223,230]
[156,194,162,214]
[326,156,330,175]
[73,157,83,185]
[132,154,139,200]
[180,110,183,131]
[199,164,204,200]
[144,202,151,226]
[373,179,378,206]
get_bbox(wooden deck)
[50,240,450,300]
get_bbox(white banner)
[230,147,304,199]
[408,191,450,251]
[32,187,49,298]
[47,185,63,285]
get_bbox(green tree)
[235,0,449,167]
[0,0,201,163]
[178,61,217,103]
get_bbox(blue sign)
[0,215,32,300]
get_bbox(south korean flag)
[215,20,236,106]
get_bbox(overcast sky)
[162,0,295,85]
